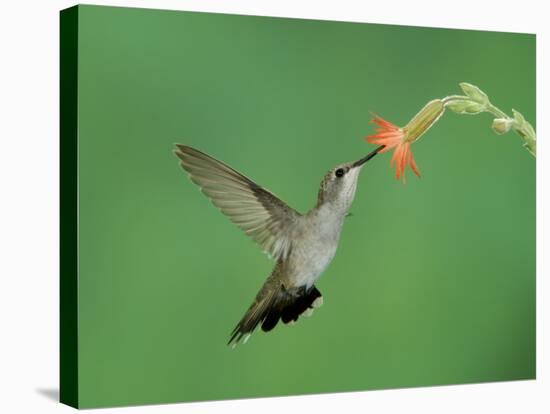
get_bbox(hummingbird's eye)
[335,168,345,178]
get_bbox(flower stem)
[443,83,536,156]
[485,103,508,119]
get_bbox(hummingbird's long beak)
[352,145,385,168]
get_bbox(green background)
[75,5,536,408]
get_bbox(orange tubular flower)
[367,99,445,181]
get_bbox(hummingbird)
[174,144,383,346]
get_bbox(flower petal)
[409,150,421,177]
[390,143,399,168]
[377,145,396,154]
[399,144,409,180]
[392,144,404,179]
[370,114,400,131]
[367,113,422,182]
[367,136,401,147]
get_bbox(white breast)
[289,206,344,288]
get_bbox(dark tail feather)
[228,284,323,346]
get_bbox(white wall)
[0,1,547,413]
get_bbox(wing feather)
[175,145,300,260]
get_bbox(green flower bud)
[492,118,513,134]
[512,109,526,127]
[446,100,485,115]
[524,122,536,139]
[523,139,536,156]
[459,82,489,105]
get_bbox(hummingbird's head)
[316,146,383,212]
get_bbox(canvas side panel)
[60,5,79,409]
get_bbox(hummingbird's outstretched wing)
[175,144,300,260]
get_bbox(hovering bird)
[174,144,382,346]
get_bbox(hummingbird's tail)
[228,282,323,346]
